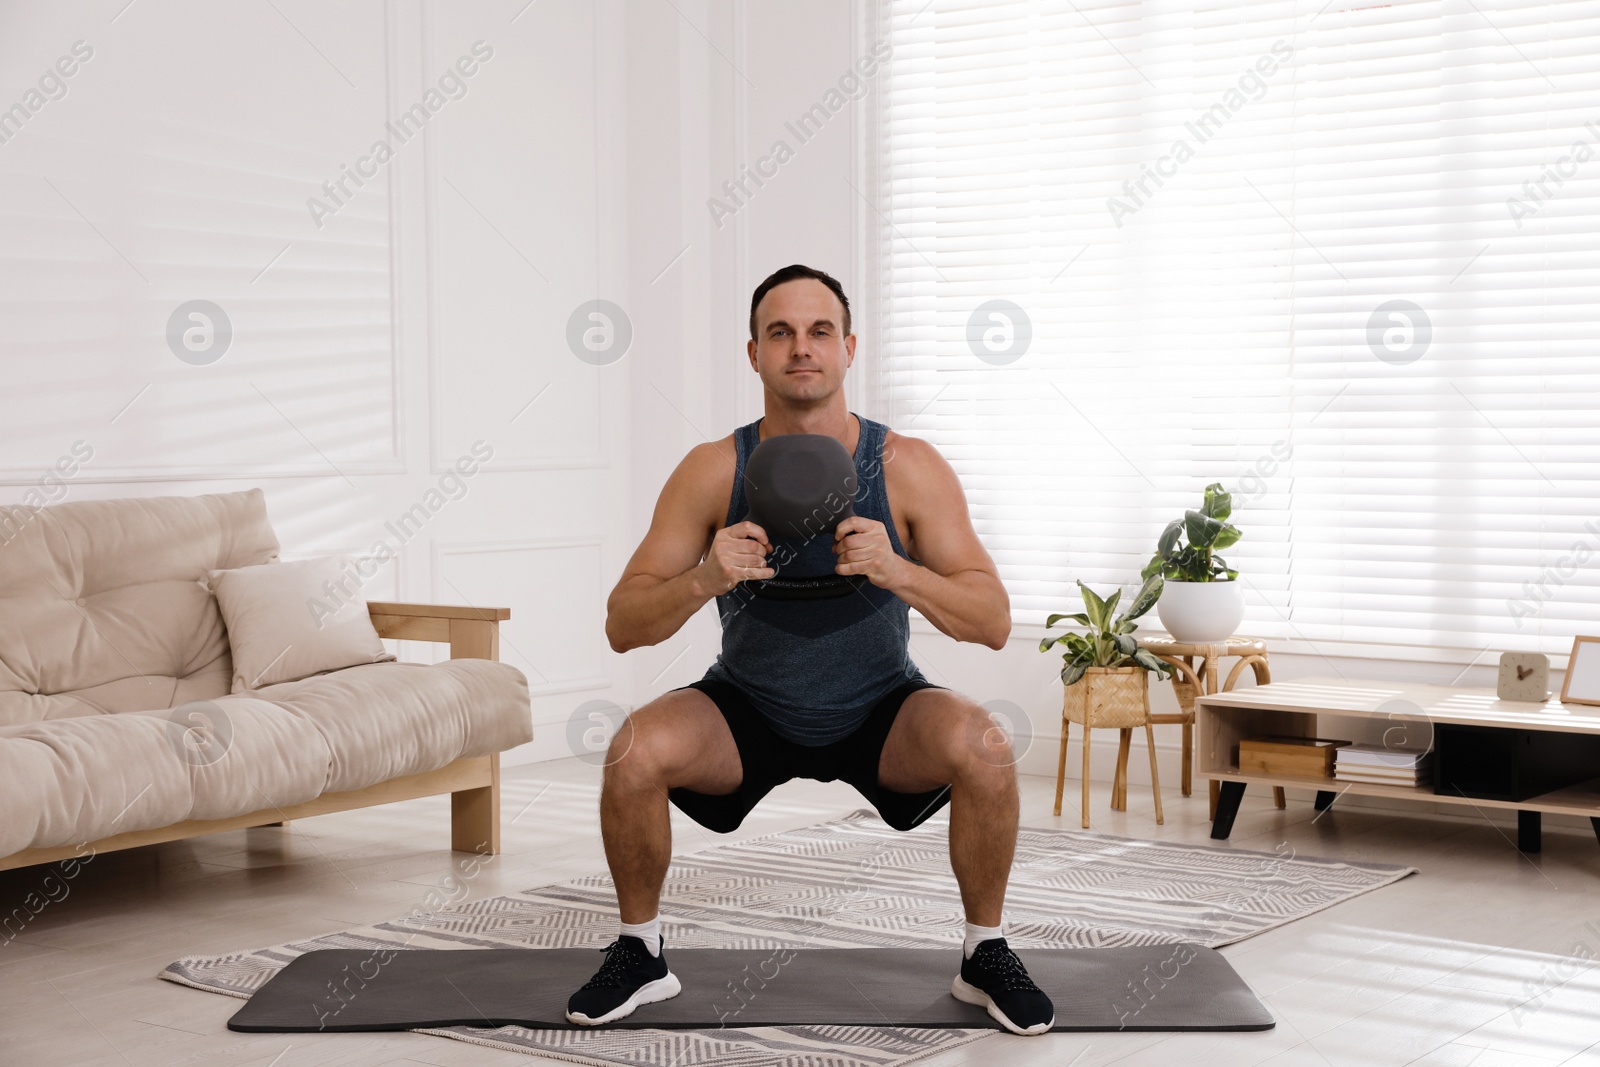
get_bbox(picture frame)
[1559,635,1600,707]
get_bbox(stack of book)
[1334,743,1433,787]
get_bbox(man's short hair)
[749,264,852,342]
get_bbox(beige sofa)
[0,489,532,872]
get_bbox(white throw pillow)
[205,556,396,692]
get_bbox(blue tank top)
[702,412,929,746]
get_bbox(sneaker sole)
[565,971,682,1026]
[951,974,1053,1036]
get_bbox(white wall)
[0,0,873,768]
[0,0,660,766]
[1,0,1507,812]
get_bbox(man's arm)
[605,445,722,654]
[884,437,1010,650]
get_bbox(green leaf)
[1061,660,1089,687]
[1210,523,1242,551]
[1102,588,1122,622]
[1202,482,1232,521]
[1044,611,1092,629]
[1121,574,1164,622]
[1157,519,1183,556]
[1184,509,1228,550]
[1077,580,1109,632]
[1140,554,1164,581]
[1133,648,1173,677]
[1113,633,1138,658]
[1170,545,1208,582]
[1056,633,1089,658]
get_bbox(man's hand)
[832,516,908,590]
[696,521,776,596]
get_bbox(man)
[565,264,1054,1036]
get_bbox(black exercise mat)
[227,944,1273,1033]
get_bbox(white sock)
[964,920,1003,958]
[620,916,661,956]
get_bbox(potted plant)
[1041,575,1172,686]
[1040,576,1172,824]
[1141,482,1244,643]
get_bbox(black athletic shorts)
[664,676,954,834]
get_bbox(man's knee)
[601,690,739,794]
[891,692,1017,787]
[965,705,1019,772]
[601,708,671,788]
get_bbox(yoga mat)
[228,944,1273,1033]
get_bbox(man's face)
[748,279,855,402]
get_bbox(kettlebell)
[738,432,867,601]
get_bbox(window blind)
[872,0,1600,659]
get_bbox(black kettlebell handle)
[732,514,866,600]
[740,572,868,601]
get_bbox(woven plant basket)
[1062,666,1150,729]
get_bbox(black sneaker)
[951,937,1055,1035]
[565,934,682,1026]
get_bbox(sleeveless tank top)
[701,412,929,746]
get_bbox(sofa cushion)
[0,657,531,856]
[205,556,396,692]
[0,698,334,857]
[252,659,532,793]
[0,489,279,725]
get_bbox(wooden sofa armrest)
[367,601,510,661]
[366,600,515,854]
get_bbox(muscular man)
[565,264,1054,1036]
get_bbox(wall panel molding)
[423,3,610,476]
[431,536,611,697]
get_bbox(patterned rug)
[160,809,1415,1065]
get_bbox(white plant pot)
[1156,579,1244,643]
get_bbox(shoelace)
[580,937,649,990]
[972,941,1043,993]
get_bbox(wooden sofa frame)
[0,602,513,873]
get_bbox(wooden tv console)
[1196,677,1600,853]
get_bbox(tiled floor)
[4,760,1599,1066]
